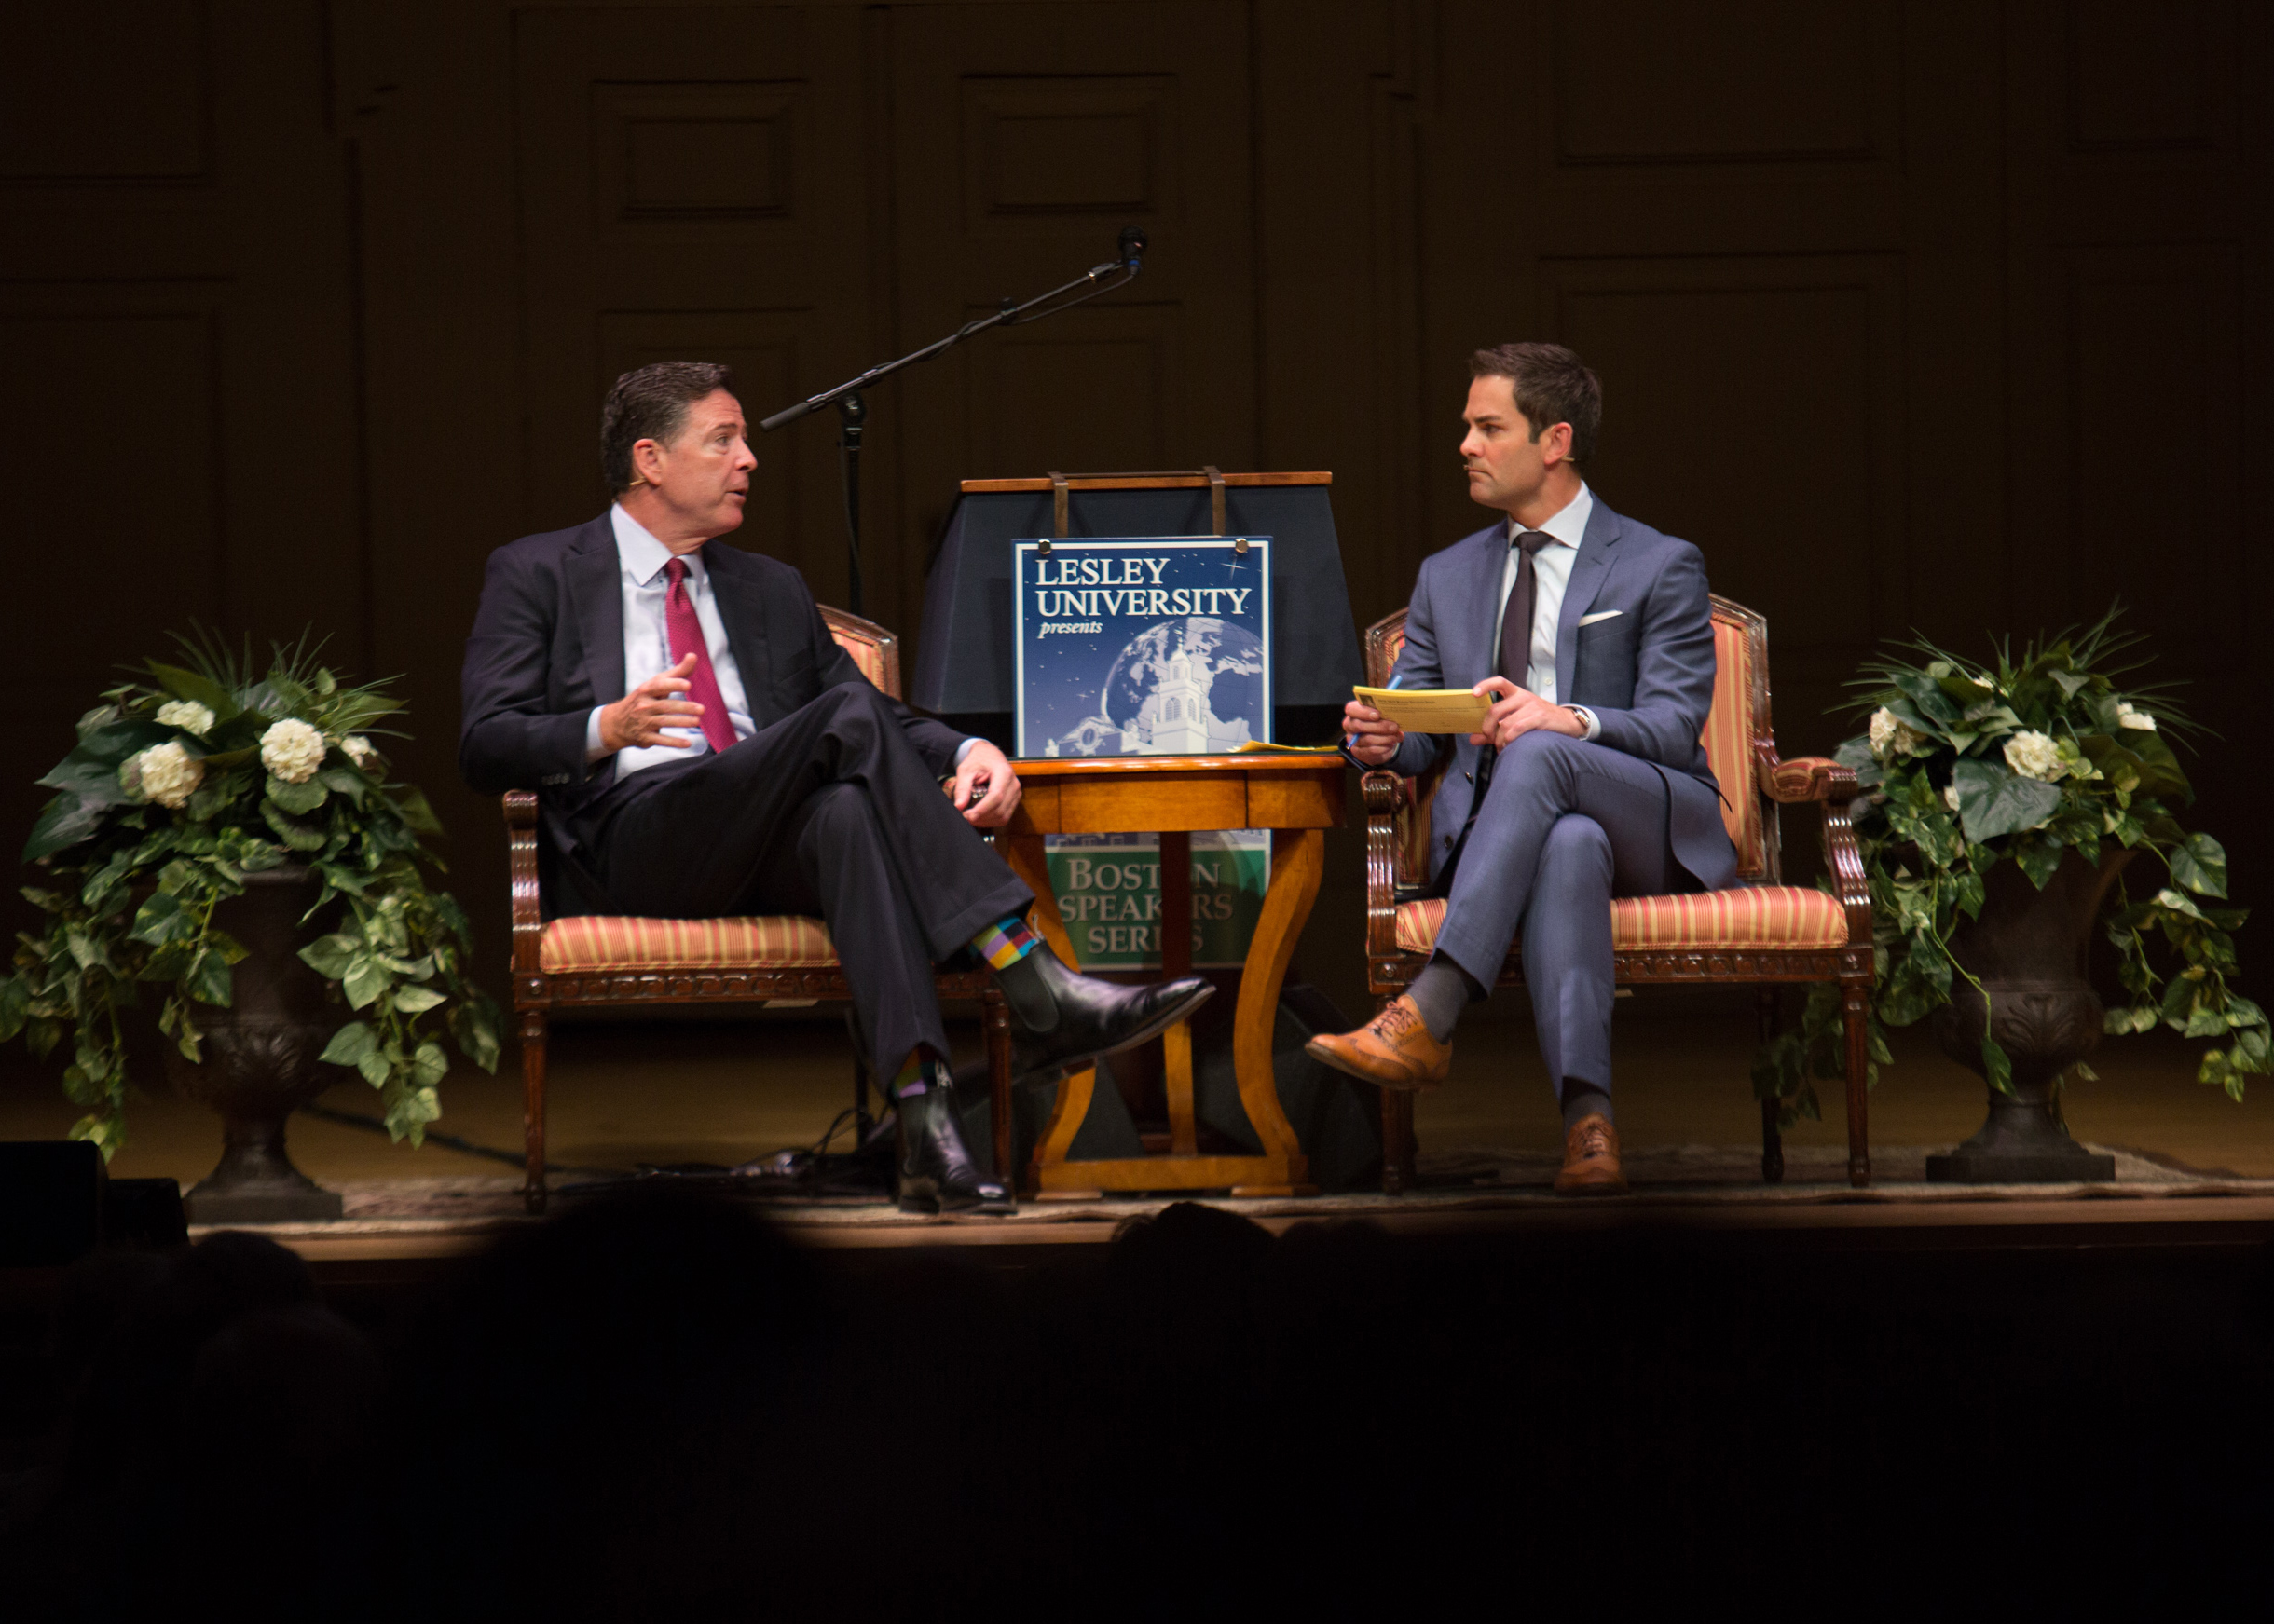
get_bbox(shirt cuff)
[584,706,609,765]
[953,737,979,768]
[1569,705,1601,742]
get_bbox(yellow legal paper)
[1352,685,1493,732]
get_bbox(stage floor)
[7,996,2274,1258]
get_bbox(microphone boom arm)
[759,249,1143,432]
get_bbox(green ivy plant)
[0,634,500,1155]
[1755,608,2267,1125]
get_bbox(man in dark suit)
[1308,343,1736,1194]
[460,362,1211,1212]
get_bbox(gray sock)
[1560,1081,1613,1132]
[1407,957,1481,1042]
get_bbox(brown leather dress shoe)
[1555,1113,1627,1194]
[1304,996,1452,1090]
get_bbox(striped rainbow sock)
[892,1050,930,1099]
[969,913,1042,972]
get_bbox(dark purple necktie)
[663,556,739,755]
[1498,530,1554,688]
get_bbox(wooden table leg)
[1003,826,1101,1197]
[1158,831,1197,1157]
[1229,829,1322,1194]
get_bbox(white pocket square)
[1578,609,1623,627]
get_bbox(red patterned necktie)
[662,556,739,755]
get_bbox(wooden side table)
[999,754,1346,1196]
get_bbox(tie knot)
[664,556,689,592]
[1516,530,1554,557]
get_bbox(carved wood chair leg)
[520,1008,549,1215]
[983,986,1015,1190]
[1379,1085,1415,1194]
[1842,982,1871,1188]
[1756,986,1785,1184]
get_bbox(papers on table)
[1351,685,1492,732]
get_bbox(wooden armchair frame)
[1360,594,1875,1193]
[505,607,1014,1214]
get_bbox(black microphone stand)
[759,229,1145,619]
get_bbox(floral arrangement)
[1755,609,2267,1122]
[0,635,500,1153]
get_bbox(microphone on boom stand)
[760,226,1150,621]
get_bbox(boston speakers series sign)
[1012,537,1272,970]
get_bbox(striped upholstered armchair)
[503,607,1015,1213]
[1361,594,1875,1193]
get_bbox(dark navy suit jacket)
[1384,497,1735,891]
[459,512,966,867]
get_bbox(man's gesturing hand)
[1469,677,1585,749]
[1342,696,1405,767]
[598,653,705,752]
[952,739,1022,827]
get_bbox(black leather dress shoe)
[897,1086,1013,1215]
[1007,948,1215,1080]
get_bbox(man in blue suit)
[1308,343,1736,1193]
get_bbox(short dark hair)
[600,362,737,491]
[1467,342,1601,464]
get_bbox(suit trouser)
[1432,730,1692,1094]
[595,681,1034,1071]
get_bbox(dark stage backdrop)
[2,0,2267,1021]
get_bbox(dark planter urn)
[1925,847,2132,1184]
[160,864,345,1223]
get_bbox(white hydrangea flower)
[342,735,379,772]
[260,718,326,785]
[1944,784,1963,812]
[1869,706,1927,760]
[155,700,214,737]
[131,742,204,810]
[2116,703,2156,732]
[2003,730,2064,782]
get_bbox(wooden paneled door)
[511,6,886,598]
[882,2,1260,640]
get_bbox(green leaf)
[356,1047,392,1088]
[266,773,328,814]
[37,718,171,791]
[1981,1033,2013,1096]
[2155,887,2210,922]
[412,1040,448,1087]
[2184,1003,2229,1039]
[2070,1061,2099,1082]
[342,956,390,1009]
[261,800,328,852]
[1951,758,2063,843]
[2169,832,2227,899]
[144,661,240,720]
[129,891,198,947]
[298,932,359,979]
[390,984,446,1015]
[450,1000,501,1072]
[185,946,234,1007]
[2014,836,2066,891]
[23,791,114,864]
[390,784,445,838]
[320,1020,378,1066]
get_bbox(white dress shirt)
[584,505,756,779]
[585,504,979,778]
[1492,484,1601,741]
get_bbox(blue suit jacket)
[1385,498,1736,891]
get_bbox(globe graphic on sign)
[1090,616,1263,752]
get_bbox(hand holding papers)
[1351,685,1493,733]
